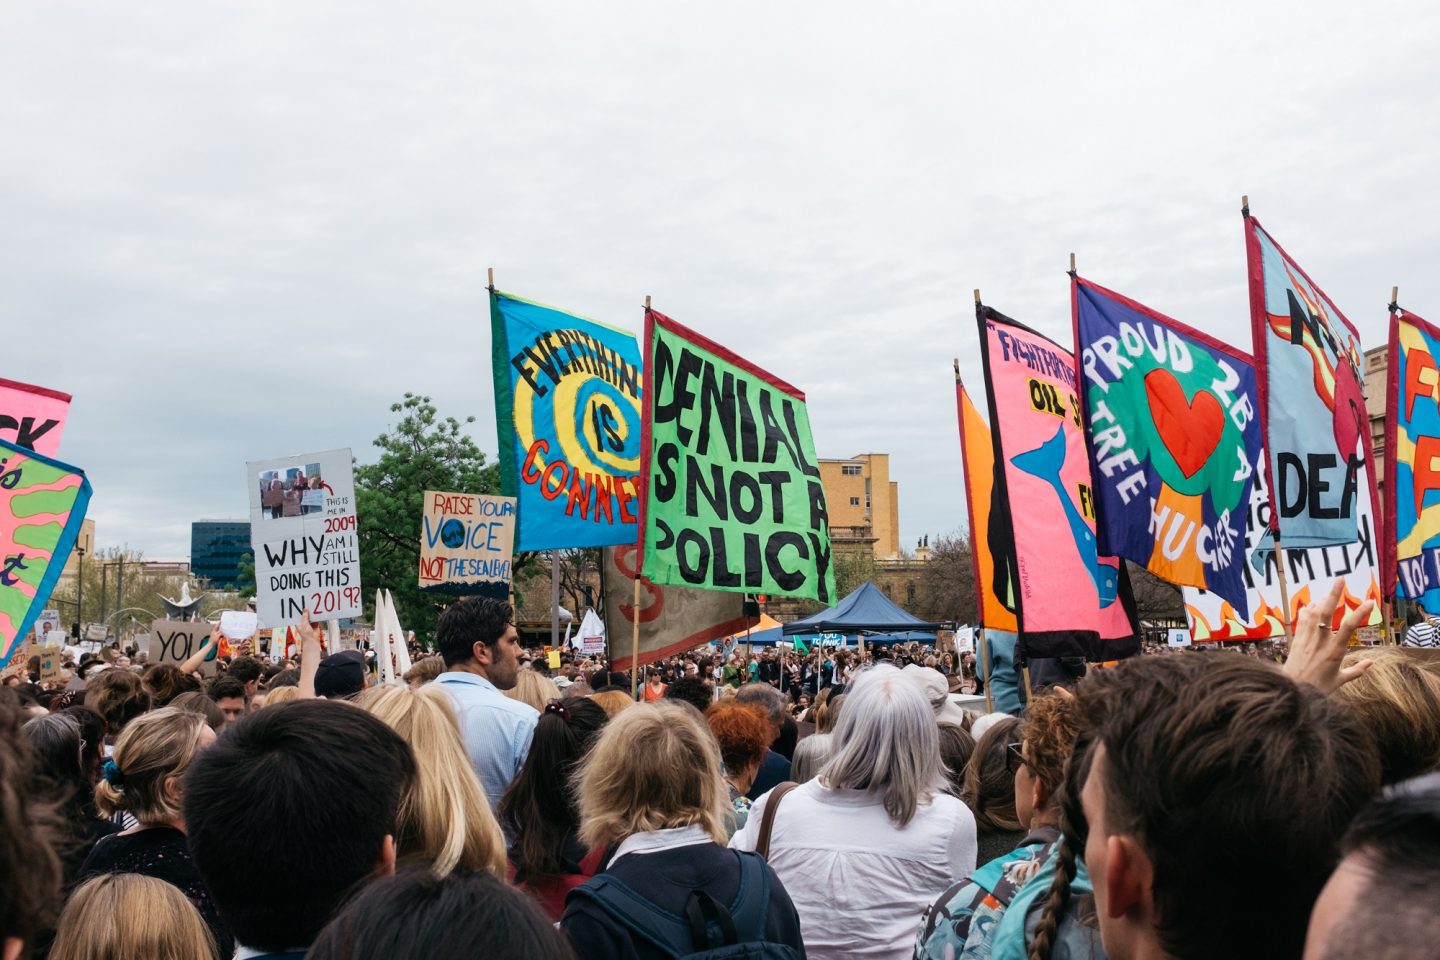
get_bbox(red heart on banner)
[1144,368,1224,479]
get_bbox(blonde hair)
[356,684,507,879]
[1335,648,1440,784]
[94,707,207,825]
[51,873,217,960]
[404,655,445,686]
[505,669,559,712]
[261,685,302,707]
[588,689,635,718]
[577,701,728,851]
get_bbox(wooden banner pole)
[550,552,561,651]
[1273,540,1296,642]
[979,626,993,713]
[631,295,651,699]
[1382,284,1393,644]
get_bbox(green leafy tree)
[49,547,196,641]
[832,547,880,601]
[355,393,499,642]
[235,550,256,599]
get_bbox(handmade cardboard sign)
[247,448,361,627]
[38,644,62,684]
[417,491,517,594]
[150,620,219,676]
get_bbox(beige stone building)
[1364,343,1387,492]
[818,453,901,560]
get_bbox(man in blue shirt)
[432,597,539,810]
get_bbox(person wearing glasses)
[960,716,1027,866]
[914,694,1084,960]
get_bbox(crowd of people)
[1,579,1438,958]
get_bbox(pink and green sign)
[0,439,91,668]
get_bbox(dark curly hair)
[663,677,713,715]
[0,688,63,948]
[434,598,513,667]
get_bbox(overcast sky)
[4,1,1437,561]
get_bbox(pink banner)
[978,306,1136,659]
[0,378,71,458]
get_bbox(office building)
[818,453,901,560]
[191,520,251,588]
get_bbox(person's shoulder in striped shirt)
[1404,614,1440,648]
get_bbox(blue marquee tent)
[782,581,944,644]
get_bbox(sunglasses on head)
[1006,741,1033,775]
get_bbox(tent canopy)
[864,629,938,645]
[782,581,945,636]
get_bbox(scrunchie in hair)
[101,759,125,787]
[543,700,571,724]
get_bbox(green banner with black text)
[639,309,835,604]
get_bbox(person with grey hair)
[731,664,977,960]
[789,732,831,784]
[734,682,792,799]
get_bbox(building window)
[906,584,916,605]
[842,464,862,476]
[849,497,860,506]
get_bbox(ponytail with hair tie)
[101,759,125,788]
[543,700,571,724]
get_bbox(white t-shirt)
[730,779,977,960]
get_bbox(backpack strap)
[723,851,771,941]
[569,851,774,956]
[571,875,693,959]
[754,781,798,859]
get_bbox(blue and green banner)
[490,290,643,552]
[1073,277,1262,618]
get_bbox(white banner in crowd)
[247,448,362,628]
[575,608,606,655]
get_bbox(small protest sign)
[0,378,71,457]
[38,644,62,684]
[84,624,106,642]
[547,649,562,669]
[220,611,259,641]
[418,491,517,594]
[34,609,59,643]
[150,620,218,676]
[247,448,362,628]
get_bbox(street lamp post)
[75,546,87,638]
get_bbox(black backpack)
[570,850,801,960]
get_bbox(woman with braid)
[914,694,1097,960]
